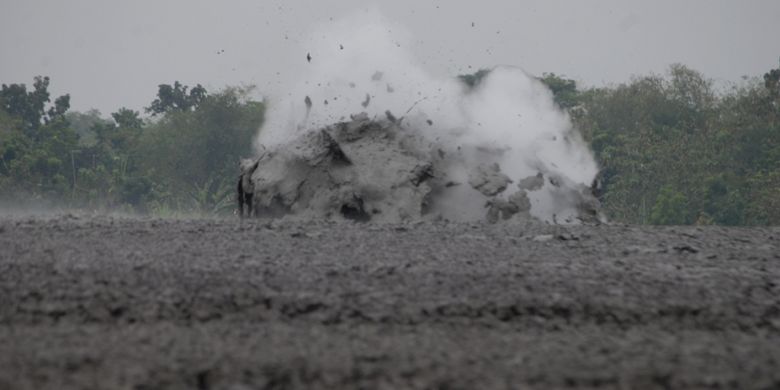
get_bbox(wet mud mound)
[243,113,603,224]
[246,113,433,223]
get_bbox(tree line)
[0,78,264,216]
[540,62,780,225]
[1,61,778,224]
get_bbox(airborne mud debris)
[468,163,512,196]
[258,16,603,226]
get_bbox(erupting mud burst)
[250,9,603,224]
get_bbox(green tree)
[700,174,746,225]
[0,109,23,179]
[764,59,780,102]
[1,76,70,136]
[111,107,143,129]
[649,185,689,225]
[574,62,780,226]
[65,109,111,146]
[71,107,150,210]
[572,65,723,224]
[539,73,580,110]
[0,76,78,200]
[146,81,207,116]
[136,85,264,215]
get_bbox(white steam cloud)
[255,9,599,223]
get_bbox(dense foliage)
[1,62,778,224]
[543,63,780,225]
[1,80,264,216]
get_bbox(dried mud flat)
[0,215,779,390]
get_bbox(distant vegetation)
[0,79,264,216]
[540,63,780,225]
[1,61,778,224]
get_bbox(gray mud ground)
[1,215,779,389]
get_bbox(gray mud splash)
[243,114,603,224]
[1,215,779,389]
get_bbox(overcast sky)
[1,0,779,115]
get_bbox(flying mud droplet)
[468,163,512,197]
[518,172,544,191]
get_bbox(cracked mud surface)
[1,215,779,389]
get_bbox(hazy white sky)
[1,0,779,115]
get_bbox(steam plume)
[255,9,599,223]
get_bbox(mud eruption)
[248,10,603,224]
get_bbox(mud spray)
[251,9,601,224]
